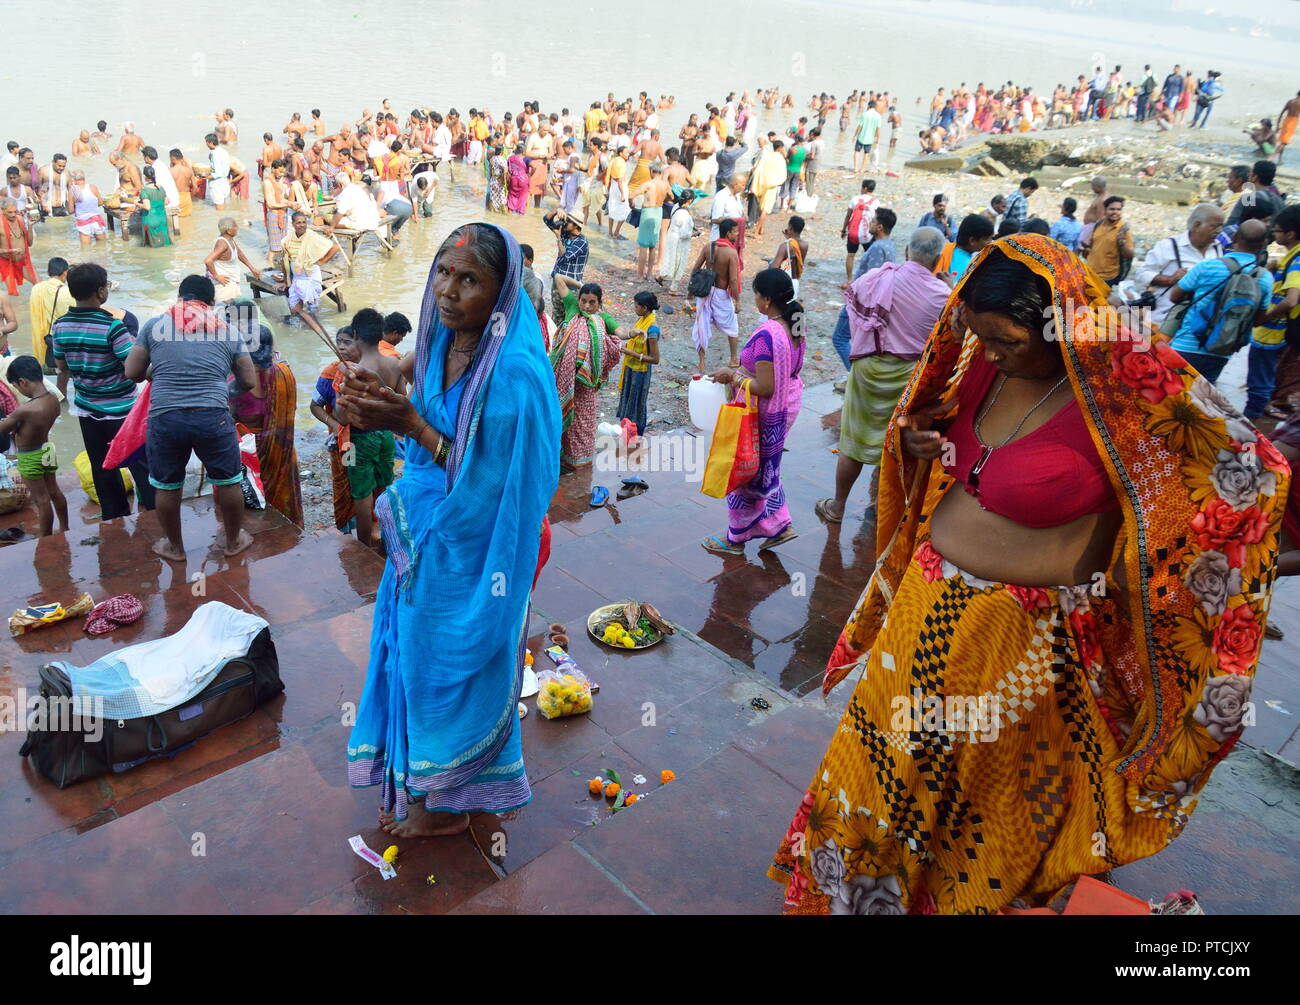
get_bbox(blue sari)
[347,226,561,819]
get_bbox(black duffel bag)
[20,627,282,788]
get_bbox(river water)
[4,0,1293,457]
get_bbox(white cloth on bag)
[57,602,270,718]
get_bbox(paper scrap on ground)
[349,835,397,880]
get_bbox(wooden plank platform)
[248,267,348,315]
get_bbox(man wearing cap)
[544,208,589,324]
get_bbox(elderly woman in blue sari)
[335,223,560,836]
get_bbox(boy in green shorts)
[0,355,69,536]
[341,309,403,550]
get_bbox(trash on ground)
[348,835,397,880]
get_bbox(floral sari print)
[771,234,1288,914]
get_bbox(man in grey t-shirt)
[125,274,256,561]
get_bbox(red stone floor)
[0,381,1297,914]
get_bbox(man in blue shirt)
[918,194,954,241]
[1166,219,1271,383]
[1161,65,1184,110]
[1049,197,1082,251]
[1002,177,1038,229]
[1191,72,1224,129]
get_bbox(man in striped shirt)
[49,262,154,520]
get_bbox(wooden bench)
[104,202,182,241]
[313,216,395,271]
[249,264,348,315]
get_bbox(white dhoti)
[75,213,107,238]
[693,287,738,351]
[208,177,231,206]
[690,155,717,190]
[214,275,241,302]
[288,265,323,311]
[606,183,630,223]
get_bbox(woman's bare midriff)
[929,482,1123,588]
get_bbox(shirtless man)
[630,162,672,280]
[115,123,146,157]
[284,113,309,140]
[259,133,284,179]
[630,127,665,171]
[1274,91,1300,165]
[169,149,195,218]
[71,130,99,157]
[38,155,71,217]
[310,108,326,136]
[108,151,142,195]
[1082,176,1109,225]
[216,109,238,144]
[205,217,260,302]
[90,120,112,141]
[227,154,249,203]
[688,217,742,373]
[0,198,35,296]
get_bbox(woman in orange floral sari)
[770,234,1287,914]
[229,313,304,526]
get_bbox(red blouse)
[942,356,1118,528]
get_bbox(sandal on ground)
[589,485,610,507]
[702,534,744,556]
[1264,623,1285,641]
[759,527,799,551]
[814,498,843,524]
[617,477,649,500]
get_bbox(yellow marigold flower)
[660,769,675,785]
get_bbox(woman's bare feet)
[380,800,470,837]
[152,539,185,562]
[223,529,254,557]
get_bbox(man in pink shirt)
[816,227,950,523]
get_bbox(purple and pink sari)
[506,155,529,214]
[726,319,804,544]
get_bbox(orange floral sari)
[770,234,1288,914]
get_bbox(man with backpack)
[1165,219,1272,384]
[1136,66,1157,123]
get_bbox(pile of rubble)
[905,134,1233,206]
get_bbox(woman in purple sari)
[506,144,529,215]
[703,268,806,555]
